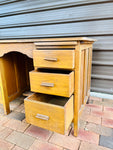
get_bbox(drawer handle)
[41,82,54,87]
[35,114,49,120]
[44,57,57,62]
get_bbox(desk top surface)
[0,37,96,43]
[0,37,95,58]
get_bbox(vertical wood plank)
[24,55,34,90]
[82,48,88,104]
[0,86,3,103]
[2,53,17,96]
[74,42,81,136]
[0,58,10,114]
[82,50,85,104]
[88,47,93,95]
[79,50,84,108]
[13,53,20,92]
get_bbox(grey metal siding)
[0,0,113,94]
[0,2,113,28]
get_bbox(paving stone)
[0,138,14,150]
[10,98,24,111]
[25,125,52,141]
[21,109,25,113]
[29,139,63,150]
[80,114,101,124]
[0,96,112,150]
[49,132,80,150]
[0,104,5,115]
[79,141,111,150]
[14,104,24,113]
[89,96,102,101]
[93,100,103,106]
[102,99,113,107]
[22,118,27,123]
[0,104,3,108]
[91,110,103,117]
[85,123,101,135]
[104,106,113,113]
[0,114,3,118]
[6,131,35,149]
[4,119,29,132]
[12,146,25,150]
[4,119,21,130]
[87,99,93,104]
[101,126,113,137]
[99,135,113,149]
[102,118,113,128]
[85,122,113,137]
[79,120,87,129]
[103,111,113,120]
[0,116,9,126]
[86,104,102,111]
[0,127,13,139]
[6,111,25,121]
[0,125,5,132]
[102,99,113,103]
[82,107,91,115]
[70,129,99,145]
[103,106,113,120]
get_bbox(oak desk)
[0,37,95,136]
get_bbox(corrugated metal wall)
[0,0,113,94]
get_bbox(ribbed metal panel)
[0,20,113,38]
[0,0,112,16]
[0,2,113,28]
[91,49,113,94]
[0,0,19,5]
[0,0,113,94]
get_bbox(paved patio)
[0,95,113,150]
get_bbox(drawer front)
[33,50,75,69]
[29,71,74,97]
[24,94,73,134]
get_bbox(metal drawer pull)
[35,114,49,120]
[41,82,54,87]
[44,57,57,61]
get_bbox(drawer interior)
[27,93,69,107]
[35,68,72,75]
[25,93,74,134]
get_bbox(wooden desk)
[0,37,95,136]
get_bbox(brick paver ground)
[0,95,113,150]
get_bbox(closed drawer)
[24,93,73,134]
[29,69,74,97]
[33,50,75,69]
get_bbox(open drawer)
[24,93,73,134]
[29,69,74,97]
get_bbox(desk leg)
[74,45,82,136]
[0,81,10,115]
[0,58,10,115]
